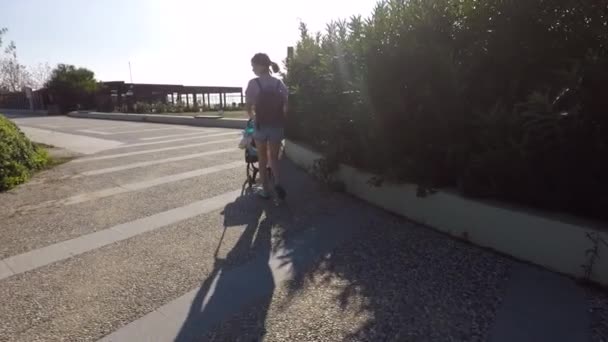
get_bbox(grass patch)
[33,143,75,168]
[46,155,75,168]
[35,142,55,149]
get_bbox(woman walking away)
[245,53,289,200]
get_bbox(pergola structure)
[97,81,243,111]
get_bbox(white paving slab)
[489,264,590,342]
[65,161,242,205]
[0,260,14,279]
[78,126,200,135]
[140,130,221,141]
[75,148,238,176]
[0,189,241,281]
[110,131,240,149]
[17,161,243,211]
[18,126,124,154]
[72,138,238,163]
[41,123,140,130]
[97,253,286,342]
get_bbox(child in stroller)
[239,119,273,189]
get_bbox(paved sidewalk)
[0,115,606,341]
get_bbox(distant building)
[96,82,243,112]
[1,81,243,114]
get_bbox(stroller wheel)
[245,162,259,189]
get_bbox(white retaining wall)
[284,139,608,286]
[68,111,247,129]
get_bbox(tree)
[0,27,6,48]
[0,28,5,93]
[28,62,52,90]
[46,64,97,112]
[0,29,32,92]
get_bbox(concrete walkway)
[0,115,605,341]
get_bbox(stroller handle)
[245,118,256,134]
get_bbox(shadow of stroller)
[174,193,275,341]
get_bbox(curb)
[284,139,608,286]
[0,108,49,116]
[67,111,247,129]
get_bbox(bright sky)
[0,0,377,88]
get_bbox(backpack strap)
[254,78,263,91]
[254,78,281,92]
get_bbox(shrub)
[134,101,151,114]
[0,114,48,191]
[153,102,169,114]
[286,0,608,220]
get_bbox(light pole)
[129,62,133,83]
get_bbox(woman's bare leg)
[255,140,270,193]
[268,142,282,185]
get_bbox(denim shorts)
[253,125,284,144]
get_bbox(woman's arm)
[246,103,255,120]
[245,79,257,120]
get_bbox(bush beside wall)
[285,0,608,220]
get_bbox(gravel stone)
[588,286,608,342]
[206,214,513,342]
[3,117,607,342]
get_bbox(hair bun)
[270,62,280,73]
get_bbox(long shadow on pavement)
[173,158,351,341]
[174,190,276,341]
[173,158,523,341]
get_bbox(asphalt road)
[0,114,606,342]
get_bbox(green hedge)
[0,114,49,191]
[285,0,608,220]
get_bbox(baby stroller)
[240,119,273,189]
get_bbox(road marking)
[140,130,222,141]
[489,264,590,342]
[78,126,200,135]
[18,126,124,154]
[15,161,243,212]
[0,189,242,281]
[77,129,137,135]
[76,148,239,176]
[72,138,238,163]
[97,250,292,342]
[40,123,141,130]
[75,124,143,130]
[110,131,241,149]
[0,260,13,279]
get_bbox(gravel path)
[2,115,607,341]
[589,286,608,342]
[206,214,512,341]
